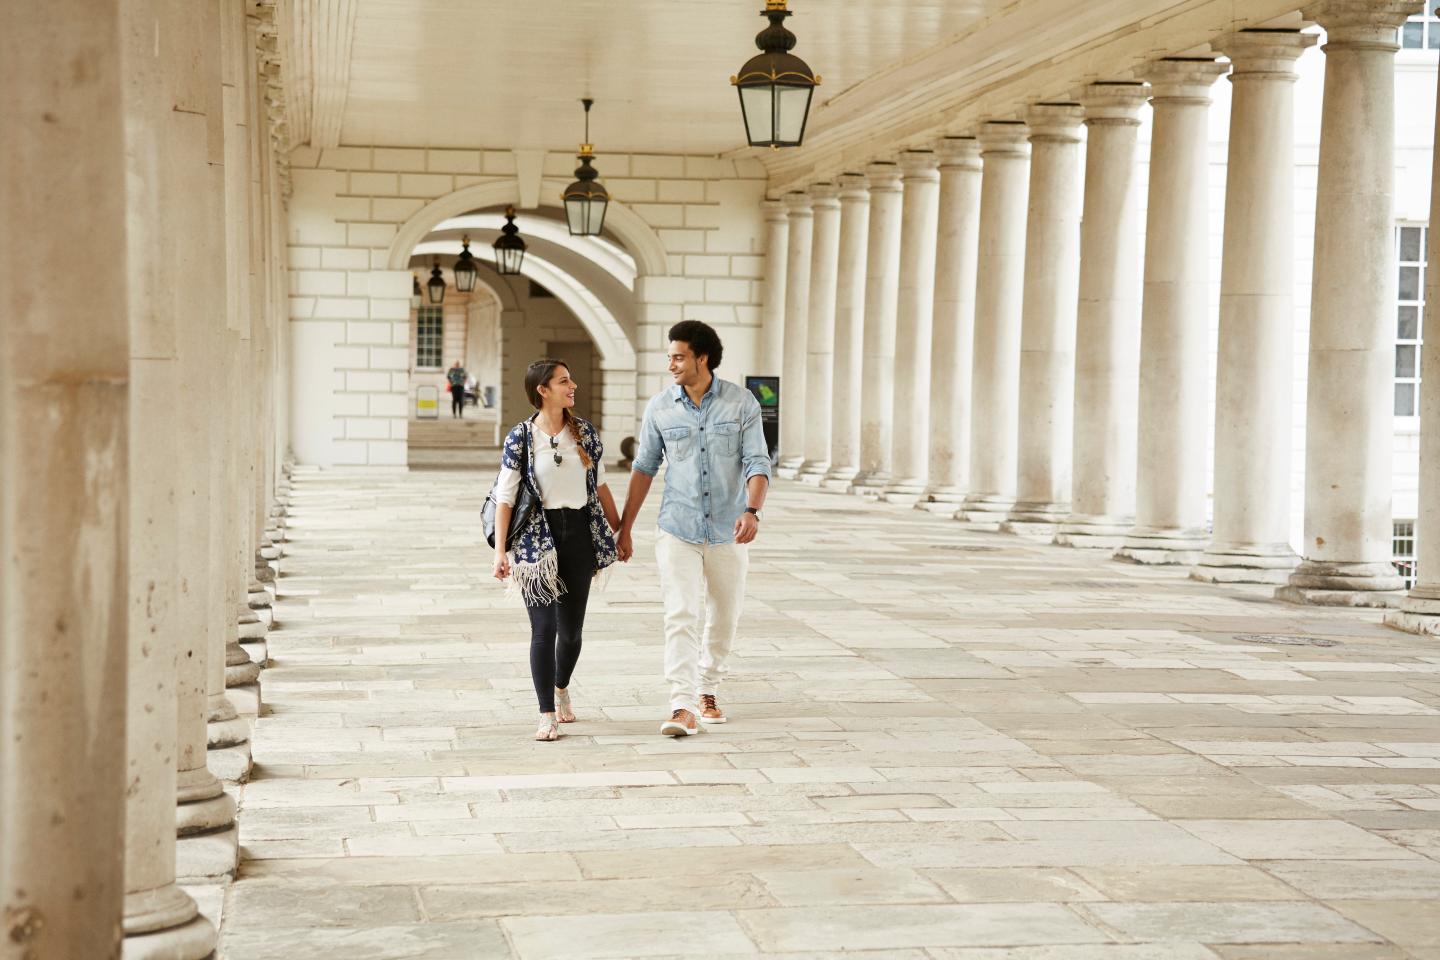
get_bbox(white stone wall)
[286,146,767,467]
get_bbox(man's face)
[667,341,707,387]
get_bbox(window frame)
[1398,12,1440,50]
[1393,519,1418,591]
[415,305,445,371]
[1395,223,1425,421]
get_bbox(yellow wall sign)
[415,384,440,419]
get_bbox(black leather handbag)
[482,421,538,550]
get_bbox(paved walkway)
[222,469,1440,959]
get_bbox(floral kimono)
[500,414,619,605]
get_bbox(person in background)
[447,360,467,418]
[492,359,622,741]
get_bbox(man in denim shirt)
[618,321,771,737]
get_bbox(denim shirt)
[633,376,772,545]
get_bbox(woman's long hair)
[523,358,592,469]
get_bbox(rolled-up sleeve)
[632,400,665,477]
[739,394,772,481]
[493,464,522,506]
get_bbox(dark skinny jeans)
[527,507,595,713]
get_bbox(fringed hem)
[507,550,568,607]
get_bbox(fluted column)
[778,190,814,474]
[759,199,789,379]
[1387,19,1440,636]
[1053,83,1148,549]
[1003,104,1085,535]
[854,162,905,493]
[924,137,983,511]
[120,0,219,954]
[1278,0,1419,606]
[1194,31,1317,584]
[960,121,1031,525]
[885,150,943,503]
[824,173,871,488]
[801,182,841,481]
[1116,60,1229,565]
[1,2,129,955]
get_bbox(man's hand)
[734,511,759,545]
[617,527,634,562]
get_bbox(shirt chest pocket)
[662,425,694,463]
[711,420,741,455]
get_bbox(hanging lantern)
[452,235,478,293]
[562,99,610,237]
[493,206,527,275]
[426,258,446,304]
[731,0,821,149]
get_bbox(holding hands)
[616,525,634,563]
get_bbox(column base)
[225,642,261,687]
[258,537,282,561]
[207,695,249,749]
[1114,526,1209,566]
[237,606,267,641]
[797,460,831,485]
[1052,514,1132,549]
[1275,560,1405,608]
[1191,542,1297,584]
[177,772,236,837]
[775,455,805,479]
[881,478,929,506]
[821,465,860,492]
[123,885,215,960]
[254,561,276,585]
[175,824,239,884]
[226,682,261,718]
[1000,501,1068,536]
[849,472,892,499]
[1385,590,1440,635]
[957,495,1015,530]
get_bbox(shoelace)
[670,709,687,721]
[700,695,718,713]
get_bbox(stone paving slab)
[220,471,1440,958]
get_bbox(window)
[1394,520,1418,590]
[1399,13,1440,49]
[1396,225,1426,417]
[416,305,443,369]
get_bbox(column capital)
[978,120,1031,156]
[1141,58,1229,101]
[1304,0,1422,43]
[898,149,941,181]
[934,136,981,169]
[836,171,870,199]
[1024,103,1085,142]
[1081,82,1148,125]
[1214,29,1318,78]
[762,198,789,221]
[783,190,814,215]
[808,181,841,206]
[865,160,903,193]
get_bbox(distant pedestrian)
[617,321,770,737]
[492,359,623,741]
[447,360,467,418]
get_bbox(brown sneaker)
[660,708,700,737]
[698,694,727,724]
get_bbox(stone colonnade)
[1,0,292,955]
[762,1,1440,635]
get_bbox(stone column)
[801,182,842,481]
[1116,59,1230,565]
[759,198,789,379]
[0,2,129,955]
[824,173,871,489]
[1387,23,1440,636]
[885,150,943,504]
[1003,104,1085,535]
[854,162,905,493]
[1194,31,1317,584]
[960,122,1031,525]
[778,190,814,474]
[923,137,983,511]
[120,0,217,953]
[1053,83,1148,549]
[1278,0,1419,606]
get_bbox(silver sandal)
[534,714,560,742]
[555,688,575,723]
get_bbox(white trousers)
[655,529,749,714]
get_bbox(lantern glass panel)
[496,246,525,275]
[739,85,774,145]
[775,84,813,145]
[453,262,477,293]
[426,274,445,304]
[565,196,608,237]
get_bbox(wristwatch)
[744,507,761,520]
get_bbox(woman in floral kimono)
[491,359,621,741]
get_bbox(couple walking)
[490,321,772,741]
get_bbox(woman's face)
[539,366,577,410]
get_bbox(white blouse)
[494,420,605,510]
